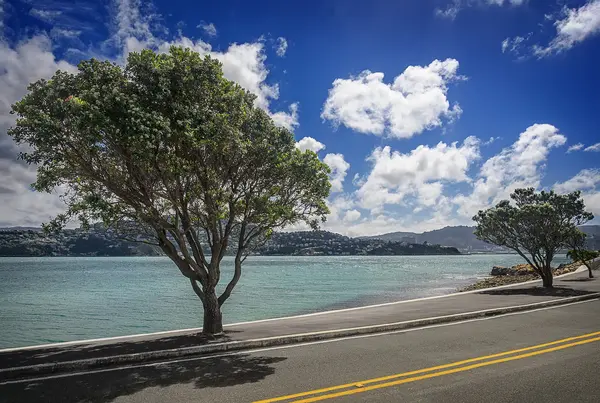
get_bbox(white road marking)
[1,298,596,386]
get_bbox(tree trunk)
[588,265,594,279]
[541,269,553,288]
[202,287,223,335]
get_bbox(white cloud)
[501,34,531,55]
[270,103,299,130]
[584,142,600,152]
[343,209,361,222]
[323,153,350,193]
[107,0,298,129]
[483,136,499,145]
[197,21,217,37]
[567,142,585,153]
[554,168,600,194]
[50,28,82,39]
[436,0,527,20]
[29,8,62,23]
[322,59,464,139]
[275,37,288,57]
[0,0,298,227]
[357,136,480,211]
[454,123,566,219]
[0,35,78,226]
[554,168,600,217]
[435,0,461,20]
[534,0,600,57]
[295,137,325,153]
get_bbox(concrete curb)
[2,291,599,381]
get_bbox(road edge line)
[2,291,599,381]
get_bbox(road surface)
[2,296,599,403]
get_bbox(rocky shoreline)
[458,261,581,292]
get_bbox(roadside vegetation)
[473,188,594,288]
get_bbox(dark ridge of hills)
[363,225,600,252]
[1,224,598,257]
[0,228,460,257]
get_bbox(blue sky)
[1,0,599,235]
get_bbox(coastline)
[0,254,575,349]
[458,261,582,292]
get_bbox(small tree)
[473,188,593,288]
[566,230,600,278]
[8,47,330,335]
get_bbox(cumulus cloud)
[357,136,480,211]
[567,143,585,153]
[270,103,299,130]
[323,153,350,193]
[295,137,325,153]
[534,0,600,57]
[454,124,566,219]
[275,37,288,57]
[554,169,600,217]
[584,142,600,152]
[0,35,78,226]
[554,168,600,194]
[322,59,464,138]
[197,21,217,37]
[104,0,298,128]
[343,209,361,222]
[0,0,298,227]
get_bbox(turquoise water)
[0,254,570,348]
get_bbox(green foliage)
[473,188,594,286]
[567,248,600,263]
[8,47,331,331]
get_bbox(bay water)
[0,254,570,348]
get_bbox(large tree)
[8,47,331,335]
[473,188,593,288]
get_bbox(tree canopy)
[8,47,331,334]
[473,188,593,287]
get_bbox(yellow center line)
[253,330,600,403]
[291,336,600,403]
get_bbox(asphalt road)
[2,298,599,403]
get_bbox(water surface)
[0,254,569,348]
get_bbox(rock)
[491,263,536,276]
[491,266,512,276]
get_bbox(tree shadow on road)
[1,353,286,403]
[0,330,242,369]
[561,278,595,282]
[477,287,595,297]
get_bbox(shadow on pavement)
[0,331,241,369]
[561,278,595,282]
[0,353,286,403]
[477,287,595,297]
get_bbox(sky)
[0,0,599,236]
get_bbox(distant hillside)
[2,224,597,257]
[364,225,600,252]
[260,231,460,256]
[0,228,460,257]
[0,228,162,257]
